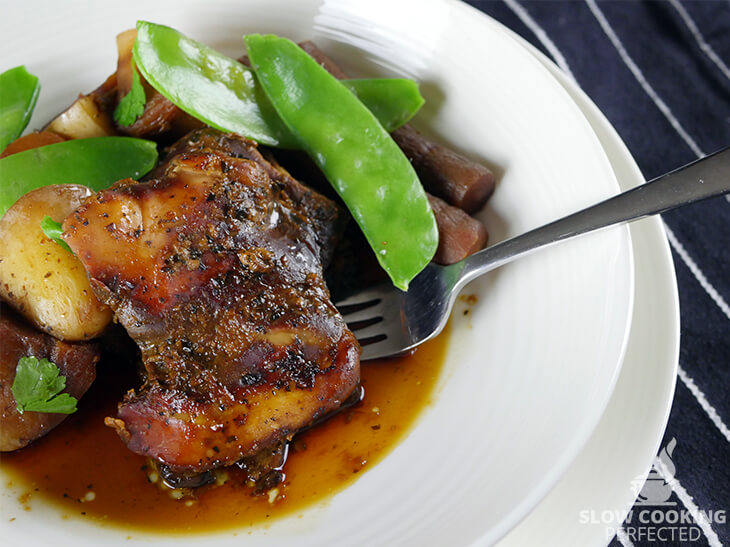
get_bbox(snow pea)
[246,34,438,290]
[0,137,158,216]
[133,21,423,148]
[342,78,423,133]
[0,66,40,153]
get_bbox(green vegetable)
[246,34,438,290]
[342,78,423,132]
[114,61,146,126]
[40,216,73,254]
[133,21,423,148]
[0,137,158,216]
[11,356,78,415]
[133,20,294,147]
[0,66,40,153]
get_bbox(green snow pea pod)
[0,66,40,153]
[246,34,438,291]
[0,137,158,216]
[341,78,423,133]
[133,21,423,148]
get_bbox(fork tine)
[340,303,384,324]
[333,284,390,308]
[334,282,413,360]
[347,315,383,333]
[347,320,388,340]
[359,333,388,347]
[337,298,380,316]
[359,335,405,361]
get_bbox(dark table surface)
[465,1,729,546]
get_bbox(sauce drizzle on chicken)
[63,129,360,481]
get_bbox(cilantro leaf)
[40,215,74,254]
[114,63,146,127]
[11,356,78,415]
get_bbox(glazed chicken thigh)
[63,129,360,475]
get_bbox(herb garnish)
[114,63,146,127]
[40,215,73,254]
[11,356,78,414]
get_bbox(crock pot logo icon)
[633,438,677,506]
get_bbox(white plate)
[0,1,633,545]
[497,35,680,547]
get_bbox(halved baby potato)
[46,94,117,140]
[0,184,112,341]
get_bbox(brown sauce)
[1,325,449,534]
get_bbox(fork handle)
[458,146,730,287]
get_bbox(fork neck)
[454,145,730,290]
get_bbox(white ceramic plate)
[497,35,679,547]
[0,1,633,545]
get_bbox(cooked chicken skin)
[63,129,360,473]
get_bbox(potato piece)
[47,73,118,140]
[0,185,112,340]
[116,29,137,98]
[47,94,117,139]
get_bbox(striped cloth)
[465,1,730,546]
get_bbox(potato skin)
[0,185,112,341]
[47,92,117,140]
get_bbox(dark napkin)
[466,1,730,546]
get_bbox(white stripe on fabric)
[678,365,730,443]
[585,0,705,158]
[512,6,727,546]
[569,2,729,330]
[664,223,730,320]
[503,0,577,81]
[668,0,730,82]
[616,527,635,547]
[655,458,723,547]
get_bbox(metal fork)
[337,146,730,361]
